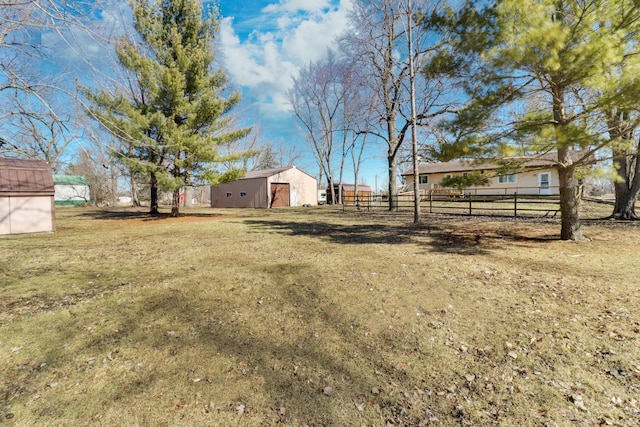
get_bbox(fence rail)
[340,193,562,218]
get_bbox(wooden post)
[514,192,518,217]
[468,194,472,215]
[429,191,433,213]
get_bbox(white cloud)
[218,0,353,112]
[282,5,351,64]
[262,0,332,14]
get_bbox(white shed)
[211,166,318,208]
[0,157,55,235]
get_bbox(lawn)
[1,206,639,426]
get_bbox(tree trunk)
[149,172,159,215]
[407,8,420,224]
[612,153,640,219]
[130,173,140,207]
[557,147,583,241]
[171,188,180,217]
[328,175,336,204]
[184,185,194,208]
[387,154,398,211]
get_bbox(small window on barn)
[499,174,517,183]
[240,191,247,197]
[226,192,232,198]
[419,176,428,184]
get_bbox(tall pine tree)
[433,0,640,240]
[85,0,250,215]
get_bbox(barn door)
[270,183,290,207]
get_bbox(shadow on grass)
[244,218,558,255]
[76,208,229,222]
[19,267,421,425]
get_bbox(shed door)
[270,183,290,207]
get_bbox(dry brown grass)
[1,205,639,426]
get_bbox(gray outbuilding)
[0,157,55,235]
[211,166,318,208]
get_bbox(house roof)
[402,150,593,176]
[0,157,54,194]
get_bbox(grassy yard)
[1,206,639,426]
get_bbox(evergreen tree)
[433,0,640,240]
[85,0,250,215]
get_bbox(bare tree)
[0,1,108,161]
[607,109,640,219]
[342,0,456,211]
[288,50,352,204]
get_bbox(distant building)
[327,183,372,205]
[211,166,318,208]
[53,175,91,206]
[402,151,593,196]
[0,157,55,235]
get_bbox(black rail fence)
[340,192,563,218]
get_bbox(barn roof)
[242,166,316,181]
[0,157,54,195]
[243,166,293,179]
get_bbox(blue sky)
[214,0,387,189]
[36,0,386,188]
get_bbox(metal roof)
[241,166,317,181]
[53,175,90,186]
[0,157,54,195]
[243,166,293,179]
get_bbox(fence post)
[468,194,472,215]
[429,191,433,213]
[514,192,517,217]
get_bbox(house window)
[240,191,247,197]
[225,192,232,198]
[499,174,517,183]
[419,176,428,184]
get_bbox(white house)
[402,151,592,196]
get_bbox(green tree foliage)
[440,171,490,192]
[84,0,250,215]
[432,0,640,240]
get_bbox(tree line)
[1,0,639,239]
[0,0,298,215]
[289,0,640,241]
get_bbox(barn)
[0,157,55,235]
[53,175,91,206]
[211,166,318,208]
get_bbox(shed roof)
[0,157,54,195]
[243,166,292,179]
[242,166,316,181]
